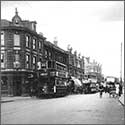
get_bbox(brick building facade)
[1,9,46,96]
[1,9,69,96]
[67,46,84,80]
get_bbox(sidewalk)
[118,88,124,106]
[119,95,124,106]
[1,96,33,103]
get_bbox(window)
[45,50,48,58]
[33,38,36,49]
[15,54,19,61]
[32,23,34,30]
[48,52,51,59]
[39,41,41,49]
[33,56,36,69]
[31,23,36,31]
[14,34,20,46]
[13,52,20,69]
[1,31,4,46]
[26,54,30,69]
[26,35,30,48]
[1,52,5,68]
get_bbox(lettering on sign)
[40,73,48,76]
[56,71,66,78]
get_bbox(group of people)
[98,81,123,98]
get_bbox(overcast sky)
[1,1,124,79]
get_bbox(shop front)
[1,71,36,96]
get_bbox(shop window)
[1,78,8,90]
[14,34,20,46]
[1,31,4,46]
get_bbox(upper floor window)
[33,56,36,64]
[33,56,36,69]
[39,41,41,49]
[14,34,20,46]
[33,38,36,49]
[1,31,4,46]
[15,54,20,61]
[1,52,5,68]
[31,23,36,31]
[26,35,30,48]
[48,52,51,59]
[26,54,30,69]
[45,50,48,58]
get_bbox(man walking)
[99,84,104,98]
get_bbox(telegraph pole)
[120,42,122,84]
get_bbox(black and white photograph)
[1,1,124,124]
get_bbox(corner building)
[1,9,46,96]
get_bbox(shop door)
[13,79,22,96]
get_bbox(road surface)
[1,93,124,124]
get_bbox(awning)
[71,77,82,87]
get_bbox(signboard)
[40,73,48,76]
[41,61,46,68]
[56,71,66,78]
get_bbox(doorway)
[13,78,22,96]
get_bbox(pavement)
[1,96,33,103]
[118,88,124,106]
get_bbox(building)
[67,46,84,81]
[84,58,102,82]
[1,8,46,96]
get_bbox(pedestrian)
[119,83,122,97]
[115,83,119,98]
[99,84,104,98]
[30,88,33,97]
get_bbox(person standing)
[99,84,104,98]
[115,83,119,98]
[119,83,122,97]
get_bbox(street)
[1,93,124,124]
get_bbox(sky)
[1,1,124,79]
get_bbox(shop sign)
[56,71,66,78]
[50,71,56,76]
[40,73,48,76]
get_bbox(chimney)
[53,37,58,46]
